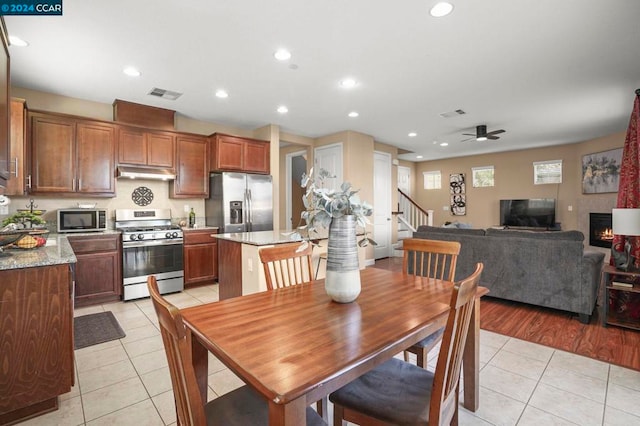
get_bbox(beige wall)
[414,131,625,231]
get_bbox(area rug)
[74,311,126,350]
[480,297,640,372]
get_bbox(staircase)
[393,189,433,256]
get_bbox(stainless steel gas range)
[115,208,184,301]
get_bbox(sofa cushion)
[485,228,584,241]
[415,225,486,236]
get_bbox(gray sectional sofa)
[412,226,605,323]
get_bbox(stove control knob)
[129,234,137,241]
[137,233,145,240]
[166,232,172,239]
[172,232,179,238]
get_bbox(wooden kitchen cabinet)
[4,98,28,195]
[0,20,9,189]
[30,111,116,196]
[183,228,218,286]
[170,134,209,197]
[117,126,175,169]
[0,263,74,425]
[68,234,122,307]
[210,133,270,174]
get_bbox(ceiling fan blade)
[486,129,505,136]
[487,135,500,140]
[462,133,476,136]
[460,136,476,142]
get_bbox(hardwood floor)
[371,257,640,371]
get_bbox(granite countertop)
[181,226,219,232]
[0,234,77,271]
[215,230,304,246]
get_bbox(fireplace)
[589,212,613,248]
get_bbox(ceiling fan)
[462,125,505,142]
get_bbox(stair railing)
[397,189,433,232]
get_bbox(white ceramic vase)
[324,215,361,303]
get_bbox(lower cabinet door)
[74,251,121,306]
[184,243,218,285]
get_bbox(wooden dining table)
[181,267,488,425]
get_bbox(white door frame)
[285,150,307,231]
[373,151,392,259]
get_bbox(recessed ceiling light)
[408,132,417,137]
[430,2,454,17]
[9,35,28,47]
[215,89,229,99]
[440,142,449,147]
[416,155,424,159]
[123,67,141,77]
[340,78,357,89]
[277,105,289,114]
[274,49,291,61]
[348,111,359,118]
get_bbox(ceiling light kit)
[340,78,357,89]
[274,49,292,61]
[8,35,29,47]
[430,2,454,18]
[123,67,141,77]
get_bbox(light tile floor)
[16,283,640,426]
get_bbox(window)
[423,170,441,190]
[534,160,562,184]
[472,166,494,187]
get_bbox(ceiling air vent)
[148,87,183,101]
[439,109,466,118]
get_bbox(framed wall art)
[582,148,622,194]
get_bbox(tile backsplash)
[1,179,205,230]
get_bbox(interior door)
[398,165,411,195]
[373,151,392,259]
[314,143,343,191]
[286,150,307,230]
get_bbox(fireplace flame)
[599,227,614,241]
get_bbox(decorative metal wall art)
[450,173,466,215]
[132,186,154,206]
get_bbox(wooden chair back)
[402,238,461,282]
[259,242,314,290]
[147,276,207,426]
[430,262,483,425]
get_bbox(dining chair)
[147,276,326,426]
[329,263,483,426]
[258,242,329,417]
[403,238,461,368]
[259,242,314,290]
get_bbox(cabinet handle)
[77,178,81,190]
[11,158,18,177]
[210,234,216,238]
[26,174,31,189]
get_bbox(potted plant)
[294,168,376,303]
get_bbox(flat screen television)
[500,199,556,229]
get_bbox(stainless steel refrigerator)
[205,172,273,232]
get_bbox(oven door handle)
[123,240,184,249]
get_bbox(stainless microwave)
[57,209,107,233]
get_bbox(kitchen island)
[216,230,365,300]
[0,235,77,424]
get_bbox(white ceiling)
[5,1,640,161]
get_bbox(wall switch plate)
[247,258,253,272]
[442,205,449,211]
[184,205,190,213]
[568,205,573,212]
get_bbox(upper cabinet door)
[76,121,116,195]
[118,127,146,165]
[243,140,270,173]
[170,135,208,197]
[213,135,244,171]
[0,19,9,188]
[146,132,175,168]
[30,113,76,193]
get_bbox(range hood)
[117,166,176,181]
